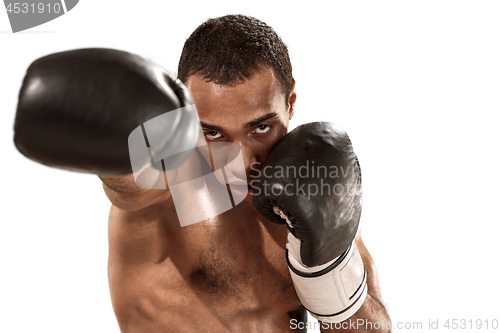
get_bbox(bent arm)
[320,231,391,333]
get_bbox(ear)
[287,78,297,120]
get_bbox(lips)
[222,169,259,199]
[226,183,253,197]
[225,178,248,186]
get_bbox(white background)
[1,1,499,332]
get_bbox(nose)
[238,141,260,180]
[221,140,259,183]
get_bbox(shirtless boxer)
[14,15,390,333]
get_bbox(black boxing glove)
[13,48,199,176]
[252,122,367,322]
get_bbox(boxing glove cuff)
[286,233,367,323]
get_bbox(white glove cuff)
[286,235,368,323]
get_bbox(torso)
[107,193,306,332]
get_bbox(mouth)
[226,183,254,197]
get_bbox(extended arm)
[100,172,170,212]
[14,48,198,212]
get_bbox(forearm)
[319,233,391,332]
[319,292,391,333]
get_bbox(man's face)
[185,66,296,200]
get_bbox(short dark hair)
[178,15,293,103]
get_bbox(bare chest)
[108,202,302,332]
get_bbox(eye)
[204,131,222,140]
[253,124,271,134]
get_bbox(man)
[14,14,390,332]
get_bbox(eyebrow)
[200,112,278,132]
